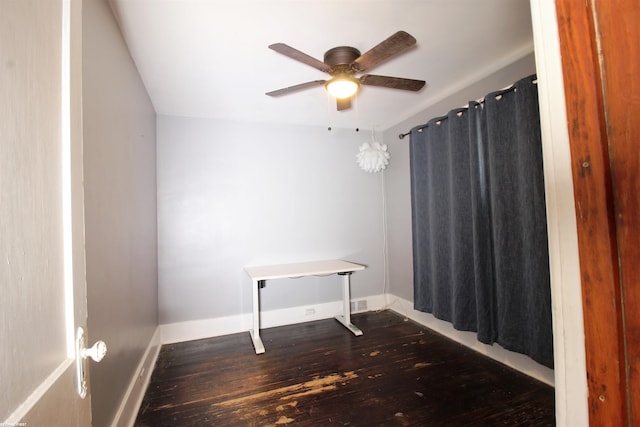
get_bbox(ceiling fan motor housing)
[324,46,361,69]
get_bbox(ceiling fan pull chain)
[355,93,360,132]
[326,90,332,131]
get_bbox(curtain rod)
[398,125,426,140]
[398,100,485,140]
[398,103,479,140]
[398,76,537,140]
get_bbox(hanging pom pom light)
[356,130,390,173]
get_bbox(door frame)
[530,2,588,426]
[554,0,640,425]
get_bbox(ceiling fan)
[265,31,426,111]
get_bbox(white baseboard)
[160,294,387,345]
[160,313,249,345]
[158,292,552,385]
[111,327,161,427]
[384,294,555,386]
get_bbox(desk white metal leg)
[335,272,363,336]
[250,279,265,354]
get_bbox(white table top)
[244,259,366,281]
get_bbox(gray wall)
[382,53,537,302]
[157,117,385,324]
[82,0,158,425]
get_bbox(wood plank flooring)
[135,310,554,426]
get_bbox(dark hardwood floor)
[135,310,554,426]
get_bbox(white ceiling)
[109,0,534,131]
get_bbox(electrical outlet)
[305,308,316,316]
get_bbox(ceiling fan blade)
[353,31,417,72]
[336,97,351,111]
[269,43,332,73]
[266,80,326,97]
[360,74,426,91]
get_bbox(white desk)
[244,259,366,354]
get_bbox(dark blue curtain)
[409,75,553,368]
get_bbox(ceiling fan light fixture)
[325,76,359,99]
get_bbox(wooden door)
[555,0,640,425]
[0,0,92,424]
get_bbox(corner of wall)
[110,327,161,427]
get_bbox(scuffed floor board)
[135,310,554,426]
